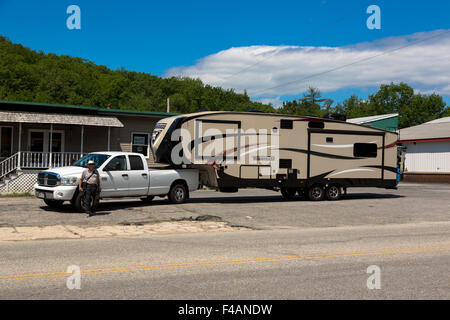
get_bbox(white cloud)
[164,30,450,99]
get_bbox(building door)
[30,131,45,152]
[0,127,13,158]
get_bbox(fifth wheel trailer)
[150,111,399,201]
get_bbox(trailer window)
[280,119,293,129]
[308,121,324,129]
[354,143,377,158]
[279,159,292,169]
[129,155,145,170]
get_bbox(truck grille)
[37,172,60,187]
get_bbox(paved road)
[0,183,449,230]
[1,221,449,299]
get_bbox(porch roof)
[0,111,124,127]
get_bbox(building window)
[354,143,377,158]
[131,133,150,158]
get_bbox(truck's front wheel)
[44,199,64,208]
[71,192,84,213]
[168,184,187,204]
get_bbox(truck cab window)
[129,155,144,170]
[104,156,127,171]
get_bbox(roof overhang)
[399,137,450,143]
[0,111,124,127]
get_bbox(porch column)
[80,125,84,154]
[17,123,22,169]
[107,127,111,151]
[49,124,53,167]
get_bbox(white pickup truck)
[33,152,199,211]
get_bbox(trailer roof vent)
[323,113,347,121]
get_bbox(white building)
[399,117,450,183]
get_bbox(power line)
[219,1,376,82]
[250,28,450,97]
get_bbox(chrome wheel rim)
[312,187,322,199]
[328,186,339,198]
[175,187,184,201]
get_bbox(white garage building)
[399,117,450,183]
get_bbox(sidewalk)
[0,221,248,242]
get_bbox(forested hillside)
[0,35,274,113]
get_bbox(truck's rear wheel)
[169,184,187,204]
[281,188,296,200]
[44,199,64,208]
[308,184,325,201]
[326,185,342,201]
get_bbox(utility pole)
[167,97,170,113]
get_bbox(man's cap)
[87,160,96,165]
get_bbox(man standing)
[78,160,101,217]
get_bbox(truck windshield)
[73,154,111,168]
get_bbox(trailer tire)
[326,185,342,201]
[308,184,325,201]
[44,199,64,208]
[281,188,296,200]
[168,183,187,204]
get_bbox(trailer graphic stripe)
[280,148,362,160]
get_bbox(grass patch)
[0,192,33,198]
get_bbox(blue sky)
[0,0,449,106]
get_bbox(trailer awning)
[0,111,124,127]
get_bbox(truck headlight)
[61,177,79,185]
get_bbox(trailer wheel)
[308,185,325,201]
[326,185,342,201]
[169,184,187,204]
[281,188,296,200]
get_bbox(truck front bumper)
[33,184,77,201]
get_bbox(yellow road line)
[1,245,449,282]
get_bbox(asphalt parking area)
[0,183,448,230]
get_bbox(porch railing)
[20,152,86,169]
[0,153,19,179]
[1,152,86,181]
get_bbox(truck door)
[100,155,129,197]
[126,155,149,196]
